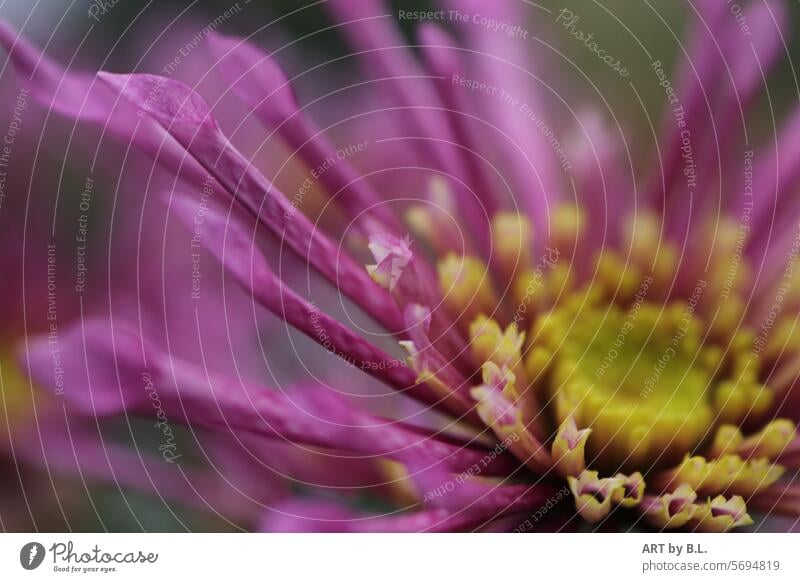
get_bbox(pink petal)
[206,32,403,234]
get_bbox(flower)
[3,0,800,532]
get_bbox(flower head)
[3,0,800,532]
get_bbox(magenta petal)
[750,483,800,520]
[94,71,401,331]
[726,1,787,102]
[714,0,788,223]
[205,32,299,125]
[778,435,800,469]
[748,105,800,258]
[0,30,404,335]
[416,23,495,251]
[438,0,562,227]
[24,319,504,475]
[0,22,209,186]
[647,0,728,207]
[209,33,401,232]
[0,21,102,118]
[258,499,361,532]
[166,191,425,396]
[206,32,402,234]
[22,319,149,416]
[322,0,471,185]
[567,110,626,248]
[22,421,271,523]
[260,482,560,532]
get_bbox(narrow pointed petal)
[0,30,404,334]
[323,0,466,185]
[647,0,728,204]
[21,423,270,523]
[22,320,505,475]
[440,0,562,219]
[0,22,209,185]
[416,23,496,250]
[168,192,421,396]
[96,71,401,329]
[260,482,561,532]
[206,32,402,233]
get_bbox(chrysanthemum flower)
[3,0,800,531]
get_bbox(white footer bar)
[1,533,797,581]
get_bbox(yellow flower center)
[425,207,797,530]
[538,296,725,471]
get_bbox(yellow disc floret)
[432,206,797,531]
[530,294,720,471]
